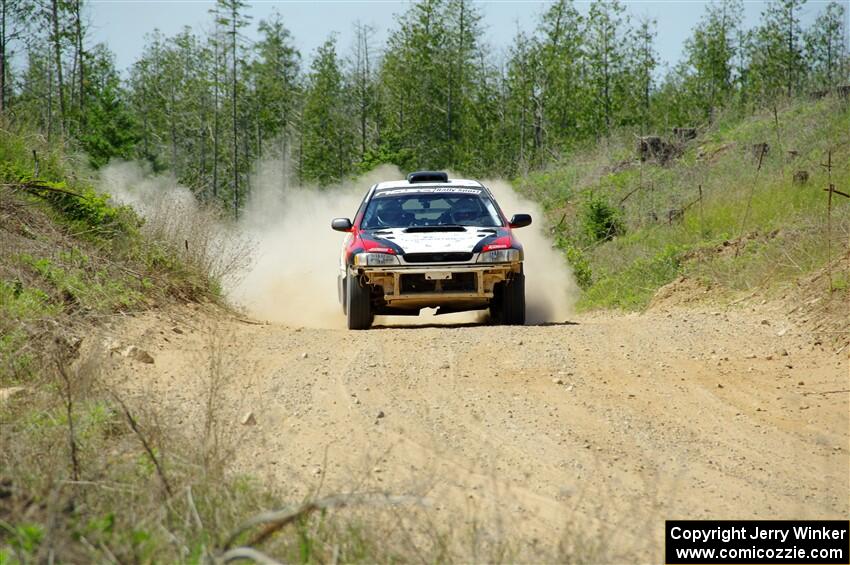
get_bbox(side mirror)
[331,218,353,232]
[509,214,532,229]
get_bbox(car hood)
[363,227,496,254]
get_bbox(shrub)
[582,196,624,243]
[554,235,593,290]
[34,182,140,238]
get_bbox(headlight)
[353,252,400,266]
[478,248,521,263]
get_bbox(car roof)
[373,178,486,191]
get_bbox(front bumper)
[351,262,521,309]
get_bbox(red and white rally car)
[332,171,531,329]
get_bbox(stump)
[751,143,769,161]
[638,136,678,165]
[672,127,697,141]
[792,170,809,185]
[667,209,684,224]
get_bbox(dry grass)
[1,326,614,563]
[140,196,254,292]
[99,162,254,292]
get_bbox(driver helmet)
[376,198,405,226]
[452,197,480,223]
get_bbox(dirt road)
[100,303,848,561]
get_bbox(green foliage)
[356,136,415,174]
[532,96,850,311]
[6,0,850,209]
[378,0,487,172]
[582,196,625,243]
[804,2,849,91]
[79,46,139,168]
[5,523,44,555]
[35,182,138,238]
[831,272,849,292]
[19,253,143,312]
[0,280,59,380]
[251,13,300,150]
[558,239,593,290]
[681,0,743,120]
[0,327,35,381]
[300,37,354,186]
[0,280,57,319]
[579,245,682,310]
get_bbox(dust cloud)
[100,162,252,286]
[228,162,396,328]
[100,161,576,328]
[483,178,578,324]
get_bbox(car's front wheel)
[490,272,525,325]
[346,274,374,330]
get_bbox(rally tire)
[491,273,525,326]
[346,274,373,330]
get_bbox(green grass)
[518,95,850,311]
[0,123,218,380]
[19,253,143,312]
[0,280,60,380]
[0,280,58,319]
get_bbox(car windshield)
[362,191,502,229]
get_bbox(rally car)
[331,171,531,330]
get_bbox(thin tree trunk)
[200,120,207,197]
[169,83,178,172]
[826,32,833,89]
[50,0,66,135]
[231,8,238,216]
[357,24,369,159]
[0,0,6,114]
[297,123,303,184]
[281,126,288,189]
[47,52,54,141]
[141,81,149,159]
[212,36,220,199]
[254,76,261,158]
[75,0,84,122]
[603,24,611,132]
[786,2,794,98]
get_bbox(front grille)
[400,272,476,293]
[403,252,473,263]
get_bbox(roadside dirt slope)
[96,304,848,561]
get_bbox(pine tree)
[15,45,53,130]
[0,0,34,114]
[804,1,849,91]
[380,0,449,167]
[251,11,299,165]
[214,0,250,214]
[631,16,658,126]
[536,0,584,146]
[48,0,67,136]
[585,0,629,134]
[301,36,354,185]
[79,44,137,167]
[127,30,170,171]
[747,0,807,101]
[348,21,376,162]
[683,0,742,120]
[504,29,538,168]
